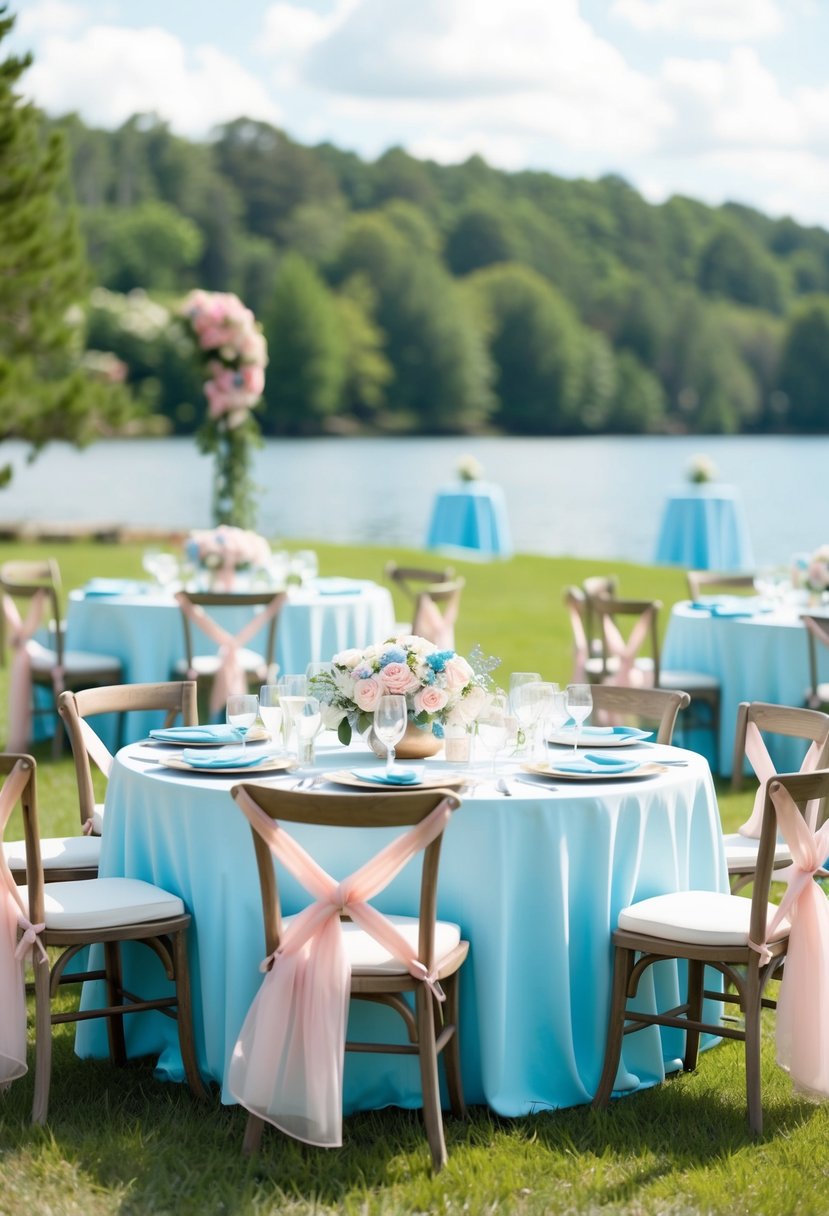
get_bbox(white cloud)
[17,0,89,38]
[612,0,783,42]
[22,25,281,136]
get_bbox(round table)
[64,578,395,746]
[426,482,513,559]
[75,737,726,1116]
[654,484,754,571]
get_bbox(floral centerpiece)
[456,454,484,483]
[807,545,829,593]
[686,454,717,485]
[179,289,268,530]
[184,525,272,591]
[313,635,491,747]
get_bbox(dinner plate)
[157,754,294,775]
[522,761,667,782]
[323,769,468,791]
[547,727,652,748]
[146,724,270,747]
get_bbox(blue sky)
[11,0,829,229]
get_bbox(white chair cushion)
[722,832,791,871]
[617,890,789,947]
[4,834,101,872]
[29,645,121,675]
[659,669,720,692]
[173,649,266,677]
[282,912,461,973]
[19,877,185,931]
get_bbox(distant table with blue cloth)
[63,578,394,746]
[663,599,829,776]
[74,738,725,1116]
[655,485,754,570]
[426,482,512,559]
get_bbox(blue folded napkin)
[554,755,641,775]
[351,767,422,786]
[150,725,242,745]
[181,748,271,770]
[689,600,755,619]
[314,578,364,596]
[559,725,652,741]
[83,578,144,597]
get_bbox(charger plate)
[323,769,467,791]
[157,754,293,775]
[522,761,667,783]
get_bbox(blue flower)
[379,647,406,667]
[426,650,454,673]
[431,721,445,739]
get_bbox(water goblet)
[565,683,593,754]
[259,685,284,754]
[226,693,259,756]
[508,672,542,720]
[374,694,408,777]
[278,675,308,756]
[542,690,570,767]
[476,692,509,781]
[295,696,322,766]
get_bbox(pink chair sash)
[176,592,285,715]
[601,611,654,688]
[78,719,114,836]
[749,783,829,1099]
[0,761,48,1087]
[228,791,455,1147]
[412,593,457,650]
[738,721,822,838]
[3,590,47,751]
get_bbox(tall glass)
[295,696,322,767]
[259,685,284,754]
[226,693,259,755]
[374,694,408,777]
[278,675,308,757]
[565,683,593,754]
[476,692,509,780]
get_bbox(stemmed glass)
[476,692,509,780]
[543,690,570,768]
[508,672,542,735]
[226,693,259,756]
[259,685,283,754]
[565,683,593,754]
[295,696,322,767]
[278,675,307,757]
[374,694,408,777]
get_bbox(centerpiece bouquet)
[313,635,491,747]
[686,454,717,485]
[184,525,272,591]
[807,545,829,594]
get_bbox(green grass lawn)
[2,538,827,1216]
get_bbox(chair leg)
[31,953,53,1125]
[592,944,634,1110]
[104,941,127,1067]
[683,959,704,1072]
[415,986,447,1172]
[243,1114,266,1155]
[744,965,764,1136]
[441,972,467,1120]
[172,929,209,1101]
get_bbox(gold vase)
[367,720,442,760]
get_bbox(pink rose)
[442,656,473,693]
[414,686,448,715]
[354,675,384,712]
[381,662,420,696]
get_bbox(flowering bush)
[312,635,490,745]
[179,289,268,530]
[456,454,484,482]
[807,545,829,592]
[687,454,717,484]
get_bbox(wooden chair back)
[0,558,64,666]
[802,615,829,711]
[176,590,283,673]
[582,575,619,655]
[385,562,456,607]
[589,685,690,744]
[0,752,41,889]
[686,570,756,601]
[410,577,465,647]
[58,681,198,831]
[730,701,829,794]
[589,596,662,685]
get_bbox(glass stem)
[385,745,395,776]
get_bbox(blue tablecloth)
[655,485,754,570]
[426,482,512,559]
[62,579,395,747]
[662,600,829,776]
[75,739,725,1116]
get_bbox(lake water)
[0,433,821,566]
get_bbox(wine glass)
[295,696,322,766]
[278,675,308,757]
[543,690,570,767]
[565,683,593,754]
[476,692,509,780]
[226,693,259,756]
[374,694,408,777]
[513,678,554,757]
[259,685,284,753]
[508,672,542,719]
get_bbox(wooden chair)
[686,570,756,601]
[229,782,469,1171]
[593,768,829,1136]
[173,590,285,717]
[1,753,207,1123]
[590,596,722,769]
[726,701,829,892]
[589,686,690,745]
[384,562,458,642]
[802,615,829,712]
[57,681,198,841]
[410,577,465,649]
[0,559,122,756]
[582,575,619,659]
[563,587,609,684]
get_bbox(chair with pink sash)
[0,751,208,1123]
[563,586,608,684]
[173,590,286,719]
[57,681,199,841]
[802,614,829,713]
[593,767,829,1134]
[228,782,469,1171]
[726,701,829,892]
[410,578,465,650]
[1,559,122,757]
